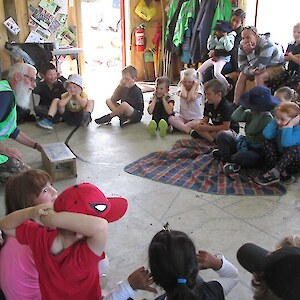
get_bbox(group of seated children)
[0,169,299,300]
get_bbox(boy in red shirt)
[0,183,128,300]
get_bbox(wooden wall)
[0,0,84,74]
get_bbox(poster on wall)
[30,5,55,30]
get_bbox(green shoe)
[148,120,157,136]
[158,119,168,137]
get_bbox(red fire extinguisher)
[135,25,145,52]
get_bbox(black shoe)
[190,130,201,138]
[95,114,111,125]
[119,115,128,127]
[254,171,279,186]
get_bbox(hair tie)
[177,278,187,284]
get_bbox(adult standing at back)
[233,26,285,106]
[0,62,42,183]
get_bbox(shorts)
[62,109,83,126]
[127,109,142,123]
[0,158,29,183]
[266,65,285,80]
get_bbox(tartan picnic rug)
[124,139,286,196]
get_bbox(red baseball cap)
[54,183,128,223]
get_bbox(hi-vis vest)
[0,80,17,164]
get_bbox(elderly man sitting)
[233,26,284,106]
[0,62,42,183]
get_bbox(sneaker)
[280,173,295,185]
[82,112,92,126]
[94,114,111,125]
[148,120,157,136]
[212,148,220,158]
[190,130,201,139]
[254,171,280,186]
[223,162,241,175]
[119,114,128,127]
[36,118,53,130]
[158,119,168,137]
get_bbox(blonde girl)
[168,68,203,134]
[274,86,298,102]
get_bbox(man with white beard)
[0,62,42,183]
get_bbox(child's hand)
[196,250,222,270]
[128,267,157,294]
[208,50,215,58]
[30,204,53,225]
[284,114,300,127]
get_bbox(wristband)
[33,142,38,149]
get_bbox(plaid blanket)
[124,139,286,196]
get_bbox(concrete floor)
[1,70,300,299]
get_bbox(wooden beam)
[68,0,85,75]
[0,0,11,72]
[14,0,30,42]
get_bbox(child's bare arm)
[186,83,198,102]
[0,204,51,237]
[59,93,72,107]
[162,95,174,115]
[147,95,157,115]
[75,92,89,108]
[41,210,108,256]
[179,86,188,100]
[196,120,231,132]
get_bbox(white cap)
[64,74,83,90]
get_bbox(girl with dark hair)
[149,228,239,300]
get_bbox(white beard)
[15,81,32,109]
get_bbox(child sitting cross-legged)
[214,86,279,175]
[168,68,204,135]
[190,79,239,143]
[147,76,175,137]
[149,224,239,300]
[255,101,300,186]
[37,74,94,129]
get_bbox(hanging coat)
[210,0,232,34]
[190,0,218,63]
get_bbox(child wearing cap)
[198,20,236,92]
[36,74,94,129]
[254,101,300,186]
[237,241,300,300]
[0,183,128,300]
[213,85,278,175]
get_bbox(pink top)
[0,236,41,300]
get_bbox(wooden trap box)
[41,143,77,181]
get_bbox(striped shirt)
[238,35,284,76]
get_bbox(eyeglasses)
[243,26,258,35]
[23,74,37,84]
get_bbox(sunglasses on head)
[243,26,258,34]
